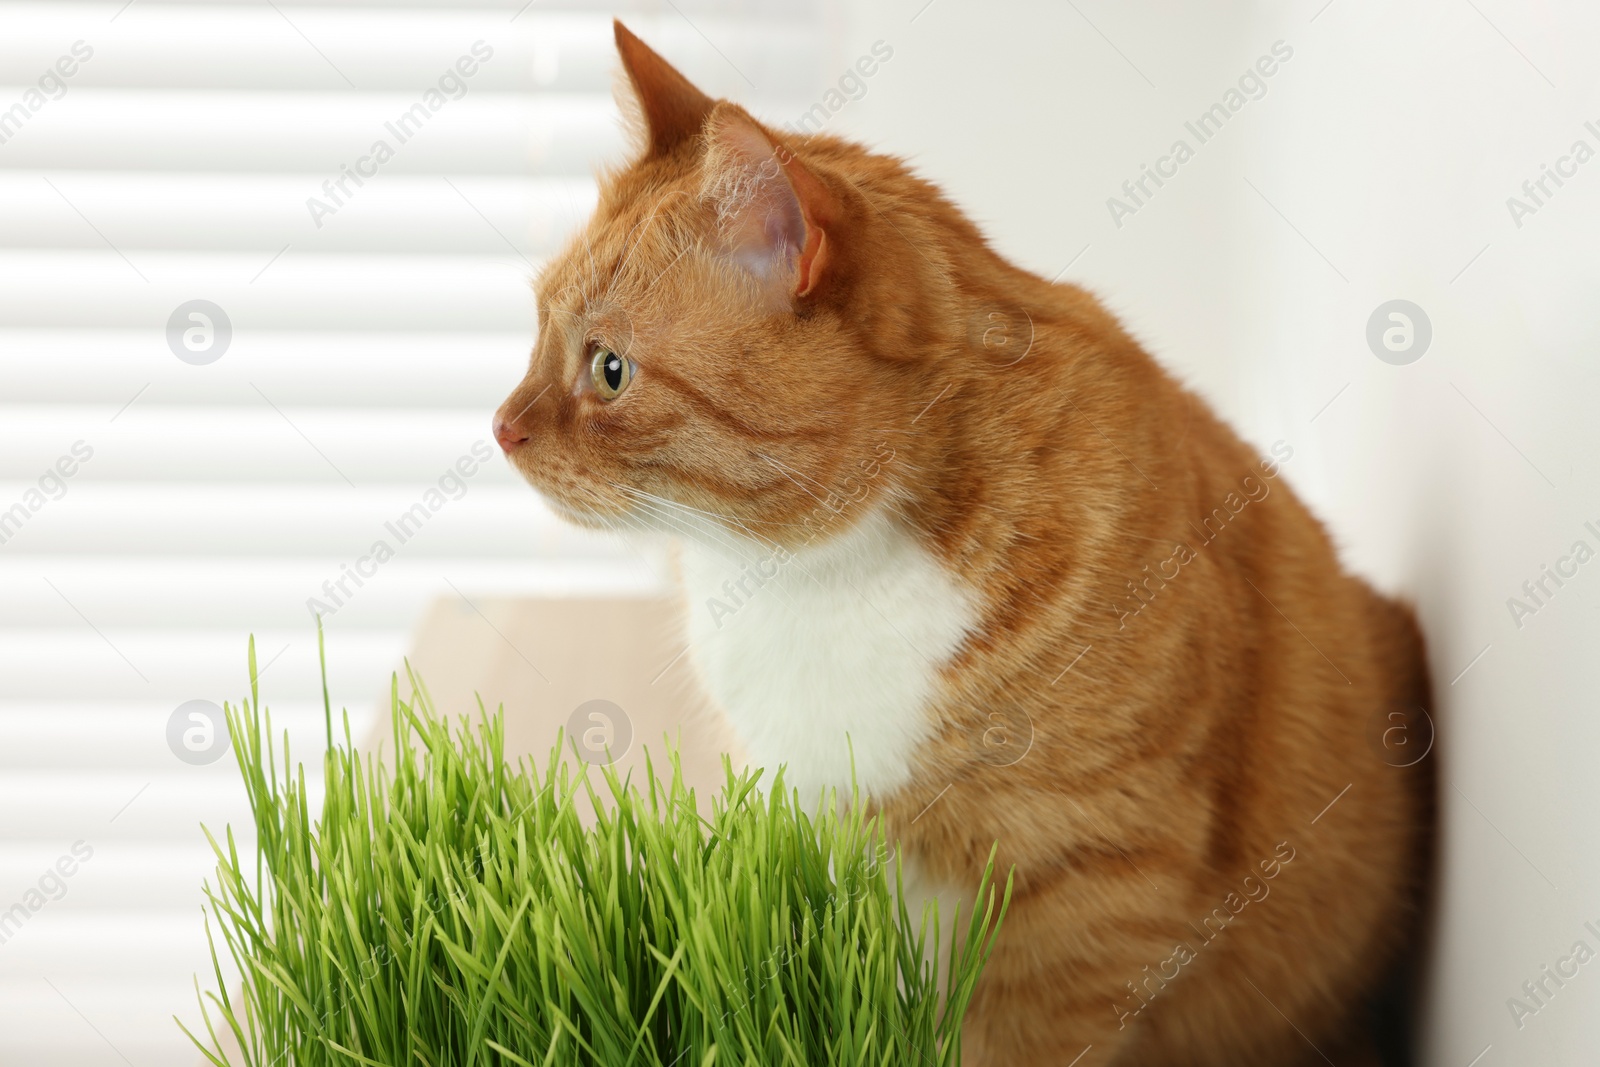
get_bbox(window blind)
[0,2,822,1061]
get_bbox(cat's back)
[906,277,1435,1066]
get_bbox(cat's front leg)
[959,972,1143,1067]
[924,858,1195,1067]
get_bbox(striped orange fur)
[494,23,1434,1065]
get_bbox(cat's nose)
[493,414,530,453]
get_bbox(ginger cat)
[494,23,1434,1066]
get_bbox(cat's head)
[494,22,972,551]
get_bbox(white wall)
[825,1,1600,1062]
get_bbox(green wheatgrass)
[182,632,1009,1066]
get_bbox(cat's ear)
[613,20,715,158]
[701,104,838,300]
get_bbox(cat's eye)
[588,346,633,400]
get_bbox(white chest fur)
[678,509,977,803]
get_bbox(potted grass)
[182,637,1009,1066]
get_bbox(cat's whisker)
[751,450,864,506]
[646,245,692,290]
[613,492,815,615]
[613,484,800,549]
[748,453,885,570]
[579,222,602,296]
[615,489,780,569]
[609,484,812,579]
[609,485,752,550]
[610,485,849,607]
[611,483,765,544]
[614,190,691,290]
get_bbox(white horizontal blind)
[0,2,821,1063]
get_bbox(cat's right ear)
[613,21,715,158]
[701,105,840,303]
